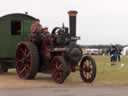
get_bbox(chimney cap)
[68,10,78,16]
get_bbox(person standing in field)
[117,47,121,62]
[110,46,118,63]
[110,45,122,66]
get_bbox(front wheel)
[51,56,70,84]
[80,56,96,83]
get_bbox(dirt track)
[1,70,128,96]
[1,86,128,96]
[0,70,88,88]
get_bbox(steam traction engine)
[16,11,96,84]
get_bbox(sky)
[0,0,128,45]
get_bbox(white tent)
[121,47,128,56]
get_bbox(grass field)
[0,55,128,88]
[93,56,128,86]
[60,55,128,86]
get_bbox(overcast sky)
[1,0,128,45]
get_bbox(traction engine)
[16,11,96,84]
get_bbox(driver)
[30,19,43,33]
[30,19,43,41]
[43,27,49,33]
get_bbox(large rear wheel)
[80,56,96,83]
[16,41,39,79]
[51,56,70,84]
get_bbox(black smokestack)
[68,10,78,37]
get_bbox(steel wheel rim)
[81,59,93,80]
[16,44,32,78]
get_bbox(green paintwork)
[0,13,36,58]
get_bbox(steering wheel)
[51,27,64,36]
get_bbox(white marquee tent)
[121,47,128,56]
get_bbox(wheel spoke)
[23,48,28,56]
[84,72,89,79]
[25,52,30,58]
[90,70,93,74]
[89,64,93,69]
[17,58,24,64]
[86,73,91,79]
[86,60,89,66]
[56,64,63,70]
[19,66,26,75]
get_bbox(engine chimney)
[68,10,78,37]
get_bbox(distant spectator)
[117,47,122,62]
[110,45,122,63]
[110,46,118,62]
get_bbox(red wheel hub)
[83,61,93,77]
